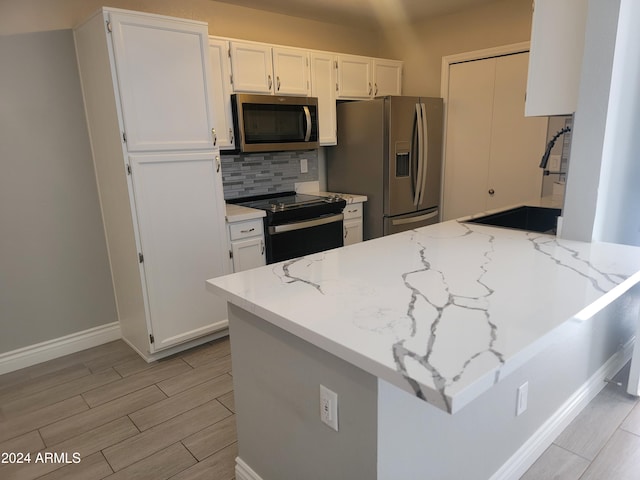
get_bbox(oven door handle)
[269,213,343,234]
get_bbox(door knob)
[488,189,495,196]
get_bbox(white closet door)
[109,12,214,152]
[443,59,495,221]
[129,151,228,351]
[486,53,547,211]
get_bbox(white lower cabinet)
[227,218,266,272]
[130,152,230,351]
[343,203,363,245]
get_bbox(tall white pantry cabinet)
[74,8,230,361]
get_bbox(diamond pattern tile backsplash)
[221,150,318,200]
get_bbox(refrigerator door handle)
[418,103,429,206]
[391,209,439,226]
[413,103,424,206]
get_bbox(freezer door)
[383,207,440,236]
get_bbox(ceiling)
[213,0,500,28]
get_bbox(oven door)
[266,213,344,263]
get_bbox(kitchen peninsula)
[207,219,640,480]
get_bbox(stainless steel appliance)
[231,94,319,153]
[327,96,443,240]
[227,192,346,263]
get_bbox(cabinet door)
[525,0,588,116]
[108,12,214,152]
[230,41,274,93]
[310,52,337,145]
[486,53,547,211]
[373,59,402,96]
[336,54,372,99]
[273,47,310,96]
[442,59,495,220]
[231,237,266,272]
[208,38,235,150]
[343,219,363,246]
[129,151,229,352]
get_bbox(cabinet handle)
[488,188,495,196]
[211,128,217,146]
[277,76,281,91]
[229,127,234,144]
[368,82,372,96]
[374,83,378,96]
[344,226,348,239]
[216,155,221,173]
[240,227,255,233]
[260,240,265,255]
[268,75,272,90]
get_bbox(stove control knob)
[278,203,286,210]
[270,204,278,212]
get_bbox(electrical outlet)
[516,382,529,416]
[320,384,338,431]
[548,154,561,172]
[300,158,308,174]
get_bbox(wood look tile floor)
[0,338,236,480]
[2,338,640,479]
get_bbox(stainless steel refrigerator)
[327,96,443,240]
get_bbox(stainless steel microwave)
[231,94,319,153]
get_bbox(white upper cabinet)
[373,58,403,97]
[208,38,235,150]
[229,41,310,95]
[336,54,403,99]
[310,52,337,145]
[272,46,310,96]
[108,12,215,152]
[525,0,588,116]
[229,41,274,93]
[336,54,373,99]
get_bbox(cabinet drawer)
[228,218,264,240]
[343,203,363,220]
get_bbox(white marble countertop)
[208,217,640,414]
[225,203,266,223]
[315,191,368,204]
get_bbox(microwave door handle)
[418,103,429,206]
[413,103,423,207]
[303,106,312,142]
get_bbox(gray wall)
[0,30,117,354]
[561,0,621,241]
[591,0,640,246]
[228,304,378,480]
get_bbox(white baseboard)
[236,456,264,480]
[0,322,121,375]
[490,339,635,480]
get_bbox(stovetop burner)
[227,191,346,224]
[229,191,342,210]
